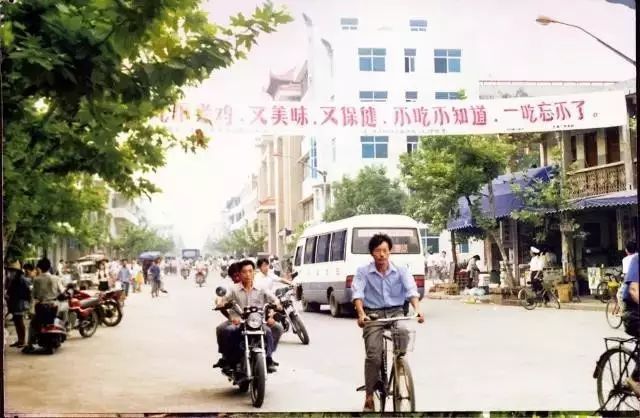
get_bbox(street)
[4,273,626,414]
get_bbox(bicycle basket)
[391,328,416,354]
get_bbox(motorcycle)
[214,286,274,408]
[274,284,310,345]
[26,303,67,354]
[181,268,190,280]
[72,286,123,327]
[195,269,206,287]
[64,285,100,338]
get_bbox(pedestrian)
[466,255,481,288]
[5,261,32,348]
[117,259,132,300]
[97,261,110,291]
[149,257,162,298]
[132,261,143,292]
[438,250,450,282]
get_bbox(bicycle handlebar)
[365,314,419,323]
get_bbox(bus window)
[330,230,347,261]
[304,237,317,264]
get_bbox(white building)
[222,174,259,233]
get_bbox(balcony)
[257,197,276,213]
[566,162,626,199]
[108,207,139,225]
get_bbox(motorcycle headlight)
[246,312,263,329]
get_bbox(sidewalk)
[425,282,607,312]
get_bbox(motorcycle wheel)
[290,313,310,345]
[79,311,99,338]
[101,300,123,327]
[250,352,266,408]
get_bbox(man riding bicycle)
[351,233,425,412]
[620,252,639,396]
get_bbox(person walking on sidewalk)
[117,259,132,300]
[149,257,168,297]
[5,261,32,348]
[97,261,110,291]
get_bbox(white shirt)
[426,253,439,267]
[623,253,636,275]
[254,270,285,292]
[530,255,546,272]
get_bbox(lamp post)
[536,16,636,66]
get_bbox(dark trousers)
[217,321,279,362]
[12,313,26,344]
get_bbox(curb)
[427,293,607,311]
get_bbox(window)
[584,132,598,168]
[341,17,358,30]
[605,127,621,163]
[405,91,418,102]
[457,240,470,254]
[352,228,421,254]
[359,91,388,102]
[330,230,347,261]
[407,136,419,153]
[435,91,460,100]
[419,228,440,253]
[310,137,318,178]
[434,49,461,73]
[304,236,317,264]
[570,135,577,162]
[315,234,331,263]
[361,136,388,159]
[359,48,386,72]
[409,19,427,31]
[294,246,303,266]
[404,48,416,72]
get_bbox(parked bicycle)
[595,270,623,303]
[517,279,560,310]
[593,336,639,412]
[606,295,623,329]
[356,315,417,412]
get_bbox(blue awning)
[447,166,555,231]
[568,190,638,210]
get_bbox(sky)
[142,0,636,248]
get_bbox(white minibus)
[292,214,425,317]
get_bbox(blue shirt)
[351,262,419,309]
[623,253,639,303]
[149,265,161,282]
[117,267,132,283]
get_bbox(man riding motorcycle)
[213,259,283,373]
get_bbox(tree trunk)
[488,229,517,288]
[450,230,458,275]
[560,213,576,280]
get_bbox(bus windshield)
[351,228,421,254]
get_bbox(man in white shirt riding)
[254,258,292,291]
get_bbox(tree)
[2,0,291,260]
[111,224,173,259]
[323,166,408,222]
[400,135,520,287]
[285,222,308,255]
[216,221,267,256]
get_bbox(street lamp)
[536,15,636,66]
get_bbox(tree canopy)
[111,224,174,259]
[215,222,267,257]
[2,0,292,260]
[323,166,408,222]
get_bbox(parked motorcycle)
[214,286,274,408]
[72,286,123,327]
[274,285,309,345]
[64,285,100,338]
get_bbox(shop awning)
[568,190,638,210]
[447,166,555,231]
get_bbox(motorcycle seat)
[80,298,100,308]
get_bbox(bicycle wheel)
[392,357,415,412]
[605,299,623,329]
[518,288,536,310]
[595,347,639,412]
[545,289,561,309]
[596,282,609,303]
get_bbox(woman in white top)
[97,261,110,291]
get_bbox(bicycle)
[356,315,417,412]
[596,270,623,303]
[606,290,624,329]
[593,336,639,412]
[517,278,560,310]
